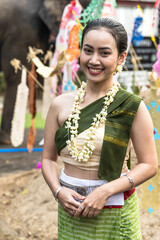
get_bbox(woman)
[42,18,158,239]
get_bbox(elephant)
[0,0,90,144]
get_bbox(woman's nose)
[89,53,100,64]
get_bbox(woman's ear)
[118,51,127,65]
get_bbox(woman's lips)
[88,67,103,75]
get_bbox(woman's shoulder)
[50,91,76,109]
[119,87,141,99]
[118,88,142,105]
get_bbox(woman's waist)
[64,162,129,180]
[64,163,100,180]
[61,154,100,172]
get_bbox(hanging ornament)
[101,0,117,18]
[131,16,144,46]
[27,62,37,152]
[152,43,160,78]
[62,22,81,92]
[67,23,81,61]
[42,50,55,120]
[137,5,158,50]
[50,0,81,95]
[63,61,76,92]
[50,0,82,95]
[10,58,22,73]
[27,46,54,78]
[152,0,159,27]
[79,0,105,44]
[42,77,53,119]
[10,67,29,147]
[154,0,160,7]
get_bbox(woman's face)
[80,28,125,84]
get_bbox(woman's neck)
[79,79,114,108]
[85,80,114,100]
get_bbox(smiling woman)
[42,18,158,240]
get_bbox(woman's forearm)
[103,162,158,199]
[41,158,61,196]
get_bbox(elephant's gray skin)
[0,0,90,144]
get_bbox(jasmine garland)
[65,81,120,162]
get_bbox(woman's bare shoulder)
[131,100,154,136]
[50,91,76,109]
[135,100,153,124]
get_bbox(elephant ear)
[38,0,70,36]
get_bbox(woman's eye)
[101,52,110,56]
[84,48,92,54]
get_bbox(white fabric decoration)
[11,67,29,147]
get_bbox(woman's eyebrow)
[84,44,111,51]
[99,47,112,50]
[84,44,93,48]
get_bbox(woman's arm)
[42,97,61,195]
[42,96,85,216]
[74,100,158,218]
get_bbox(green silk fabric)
[55,88,142,181]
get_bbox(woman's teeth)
[89,68,102,73]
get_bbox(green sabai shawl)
[55,88,142,182]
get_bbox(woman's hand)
[57,187,86,217]
[74,185,109,218]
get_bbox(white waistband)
[60,168,129,186]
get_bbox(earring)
[113,60,126,75]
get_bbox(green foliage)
[25,112,45,129]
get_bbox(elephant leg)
[0,39,23,144]
[0,81,19,144]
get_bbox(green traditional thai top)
[55,88,142,182]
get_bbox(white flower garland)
[65,81,120,162]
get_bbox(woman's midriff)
[64,163,128,180]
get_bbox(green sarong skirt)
[58,191,142,240]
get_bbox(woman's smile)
[88,67,104,75]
